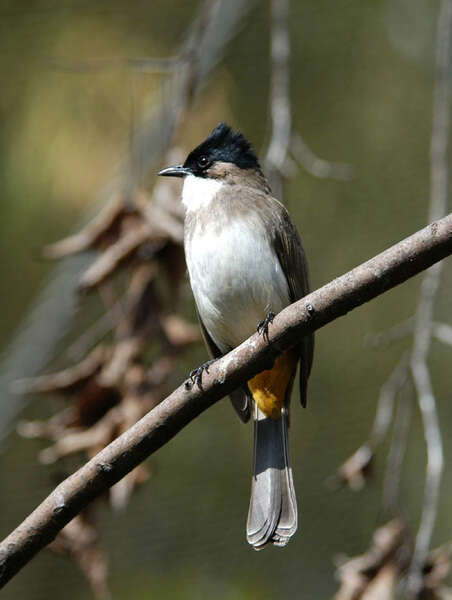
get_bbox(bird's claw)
[257,311,275,342]
[188,359,217,389]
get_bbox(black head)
[158,123,260,179]
[184,122,260,176]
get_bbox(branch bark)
[0,214,451,589]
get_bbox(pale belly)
[185,220,290,353]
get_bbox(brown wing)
[196,308,251,422]
[270,199,314,408]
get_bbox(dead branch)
[327,445,373,492]
[12,346,109,396]
[334,523,452,600]
[334,520,406,600]
[0,0,255,442]
[0,2,259,592]
[0,215,450,588]
[42,193,132,259]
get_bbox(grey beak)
[158,165,191,178]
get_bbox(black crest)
[183,123,260,176]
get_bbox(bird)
[158,122,313,549]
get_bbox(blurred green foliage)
[0,0,451,598]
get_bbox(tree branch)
[0,214,451,589]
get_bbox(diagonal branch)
[0,214,451,589]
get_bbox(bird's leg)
[257,311,275,342]
[188,358,217,389]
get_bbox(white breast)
[185,213,290,353]
[182,175,223,212]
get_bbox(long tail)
[246,405,297,549]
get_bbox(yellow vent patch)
[248,351,298,419]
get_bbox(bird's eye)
[197,155,209,168]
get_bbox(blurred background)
[0,0,451,598]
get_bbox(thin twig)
[65,309,118,362]
[382,379,413,514]
[408,357,444,592]
[0,215,450,588]
[369,354,410,448]
[290,133,354,181]
[11,346,108,396]
[264,0,353,197]
[328,354,409,492]
[406,0,452,593]
[364,317,414,349]
[265,0,291,198]
[45,56,178,73]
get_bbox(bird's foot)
[188,359,217,389]
[257,311,275,342]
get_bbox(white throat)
[182,174,223,212]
